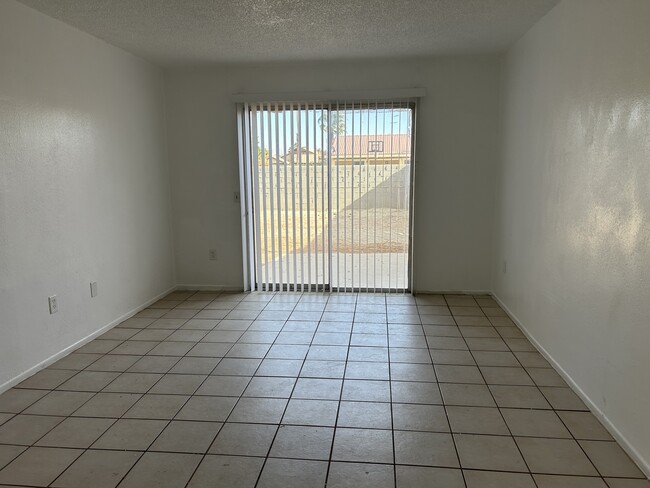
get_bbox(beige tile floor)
[0,291,648,487]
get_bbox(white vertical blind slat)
[350,101,356,291]
[282,103,290,289]
[267,107,276,291]
[403,97,411,294]
[258,104,268,290]
[391,97,404,292]
[274,106,283,289]
[373,99,379,293]
[297,107,305,292]
[305,104,312,290]
[358,100,362,291]
[321,105,327,287]
[342,102,348,292]
[387,100,395,293]
[288,103,297,291]
[327,103,334,291]
[312,105,319,289]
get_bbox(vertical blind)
[241,99,416,293]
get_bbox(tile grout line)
[483,309,607,483]
[421,295,467,488]
[1,290,646,486]
[450,296,541,488]
[69,290,217,488]
[249,292,328,488]
[481,298,618,483]
[105,290,239,488]
[105,289,208,488]
[322,292,357,486]
[1,289,221,487]
[482,301,608,483]
[385,295,400,487]
[181,292,293,488]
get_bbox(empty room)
[1,0,649,486]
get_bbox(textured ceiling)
[18,0,559,66]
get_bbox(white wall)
[165,57,501,292]
[494,0,650,472]
[0,1,175,389]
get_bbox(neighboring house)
[258,135,410,166]
[257,143,323,165]
[257,148,283,166]
[283,143,324,164]
[331,134,411,165]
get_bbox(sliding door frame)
[236,93,422,293]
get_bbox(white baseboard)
[0,285,177,394]
[175,284,244,292]
[492,293,650,479]
[414,289,492,295]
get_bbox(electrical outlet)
[90,281,98,297]
[502,260,508,274]
[48,295,58,314]
[209,249,217,260]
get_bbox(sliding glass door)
[240,100,415,293]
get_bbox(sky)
[254,106,412,154]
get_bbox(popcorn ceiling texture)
[17,0,557,66]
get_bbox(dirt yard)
[259,208,409,263]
